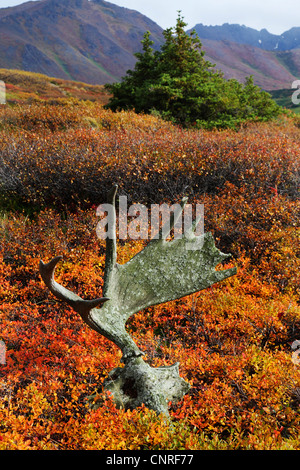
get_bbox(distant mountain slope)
[0,0,163,84]
[0,1,299,91]
[200,38,300,90]
[187,23,300,90]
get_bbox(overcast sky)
[0,0,298,34]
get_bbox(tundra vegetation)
[0,25,299,449]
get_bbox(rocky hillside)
[0,0,163,84]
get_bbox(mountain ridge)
[190,23,300,51]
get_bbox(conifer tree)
[105,13,281,128]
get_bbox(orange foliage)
[0,103,300,450]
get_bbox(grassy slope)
[0,68,111,105]
[270,88,300,113]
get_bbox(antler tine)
[103,184,118,296]
[183,213,202,239]
[39,256,109,318]
[156,196,188,241]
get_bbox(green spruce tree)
[105,13,281,128]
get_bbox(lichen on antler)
[40,185,237,415]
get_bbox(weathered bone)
[40,185,237,416]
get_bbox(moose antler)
[40,185,237,415]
